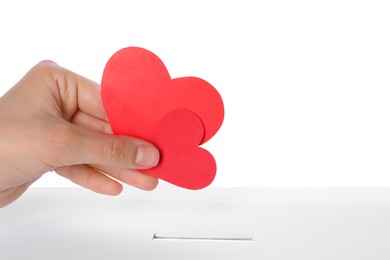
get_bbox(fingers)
[90,164,158,191]
[37,61,108,121]
[35,62,155,171]
[59,123,160,170]
[31,62,160,194]
[55,165,123,196]
[55,165,158,195]
[70,111,159,191]
[72,74,107,120]
[71,109,112,134]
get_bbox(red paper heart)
[101,47,224,144]
[101,47,224,189]
[143,109,216,189]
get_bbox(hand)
[0,61,160,207]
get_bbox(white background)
[0,0,389,188]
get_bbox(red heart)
[101,47,224,189]
[143,109,216,189]
[101,47,224,144]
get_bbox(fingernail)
[135,145,160,167]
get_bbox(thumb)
[59,124,160,169]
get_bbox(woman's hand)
[0,61,160,207]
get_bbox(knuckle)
[106,138,128,164]
[34,60,59,72]
[37,59,57,67]
[30,60,62,79]
[99,121,113,134]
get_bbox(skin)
[0,61,160,208]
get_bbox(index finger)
[74,73,108,121]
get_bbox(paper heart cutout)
[101,46,224,189]
[143,109,216,189]
[101,47,224,144]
